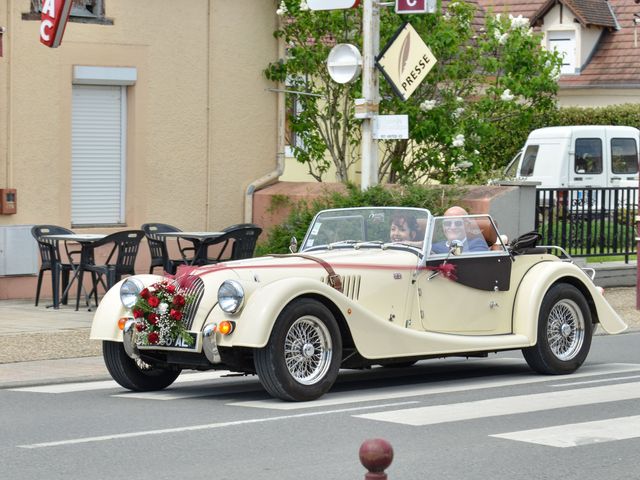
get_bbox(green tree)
[266,0,561,184]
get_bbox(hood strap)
[270,254,343,292]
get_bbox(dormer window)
[548,30,577,74]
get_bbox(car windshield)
[300,207,431,252]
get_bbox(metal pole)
[361,0,380,190]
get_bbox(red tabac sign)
[40,0,73,48]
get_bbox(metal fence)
[535,187,638,263]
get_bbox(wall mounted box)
[0,188,17,214]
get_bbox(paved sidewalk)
[0,288,638,389]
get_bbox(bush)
[551,104,640,129]
[254,183,465,255]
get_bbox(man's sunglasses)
[442,219,464,228]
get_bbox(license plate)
[169,332,198,350]
[138,332,199,352]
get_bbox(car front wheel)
[522,283,593,375]
[254,298,342,401]
[103,340,181,391]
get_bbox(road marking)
[355,381,640,426]
[9,370,235,394]
[550,374,640,388]
[230,363,640,410]
[491,415,640,448]
[112,383,261,400]
[16,401,419,449]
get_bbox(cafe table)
[43,233,106,310]
[156,231,225,266]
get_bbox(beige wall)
[0,0,278,298]
[558,89,640,107]
[0,0,278,231]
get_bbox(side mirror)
[289,236,298,253]
[447,239,464,256]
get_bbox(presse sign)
[376,22,436,101]
[40,0,73,48]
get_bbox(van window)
[520,145,539,176]
[611,138,639,174]
[575,138,602,174]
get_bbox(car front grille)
[322,275,361,300]
[178,276,205,329]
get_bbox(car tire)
[254,298,342,401]
[522,283,593,375]
[103,340,181,391]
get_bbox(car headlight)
[120,278,144,309]
[218,280,244,314]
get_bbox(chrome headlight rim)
[217,280,245,314]
[120,277,145,309]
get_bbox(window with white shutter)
[71,84,126,226]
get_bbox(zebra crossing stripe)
[354,381,640,426]
[10,370,234,394]
[231,363,640,410]
[490,415,640,448]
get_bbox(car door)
[416,216,513,335]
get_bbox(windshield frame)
[300,206,433,255]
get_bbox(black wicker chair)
[141,223,196,274]
[79,230,144,310]
[31,225,79,308]
[193,225,262,265]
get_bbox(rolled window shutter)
[71,85,126,226]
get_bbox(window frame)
[23,0,113,25]
[610,138,639,175]
[574,138,603,174]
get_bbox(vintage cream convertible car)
[90,207,627,401]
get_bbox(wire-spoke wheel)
[546,299,585,361]
[523,283,592,375]
[255,298,342,401]
[284,316,333,385]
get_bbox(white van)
[505,125,639,189]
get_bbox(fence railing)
[535,187,638,263]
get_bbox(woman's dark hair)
[390,213,418,235]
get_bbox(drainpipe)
[243,30,287,224]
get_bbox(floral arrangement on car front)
[132,280,194,347]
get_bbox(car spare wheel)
[254,298,342,401]
[522,283,593,375]
[103,340,182,391]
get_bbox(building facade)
[0,0,280,298]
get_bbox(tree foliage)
[265,0,561,184]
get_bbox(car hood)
[180,248,420,284]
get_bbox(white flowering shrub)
[265,0,562,184]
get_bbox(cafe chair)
[194,224,262,266]
[141,223,196,274]
[31,225,79,308]
[79,230,145,310]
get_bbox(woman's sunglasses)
[442,219,464,228]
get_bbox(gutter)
[244,26,287,224]
[243,151,285,223]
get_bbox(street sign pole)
[361,0,380,190]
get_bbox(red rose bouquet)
[132,280,194,347]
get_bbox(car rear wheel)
[254,298,342,401]
[522,283,592,375]
[103,340,181,391]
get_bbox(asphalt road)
[1,332,639,480]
